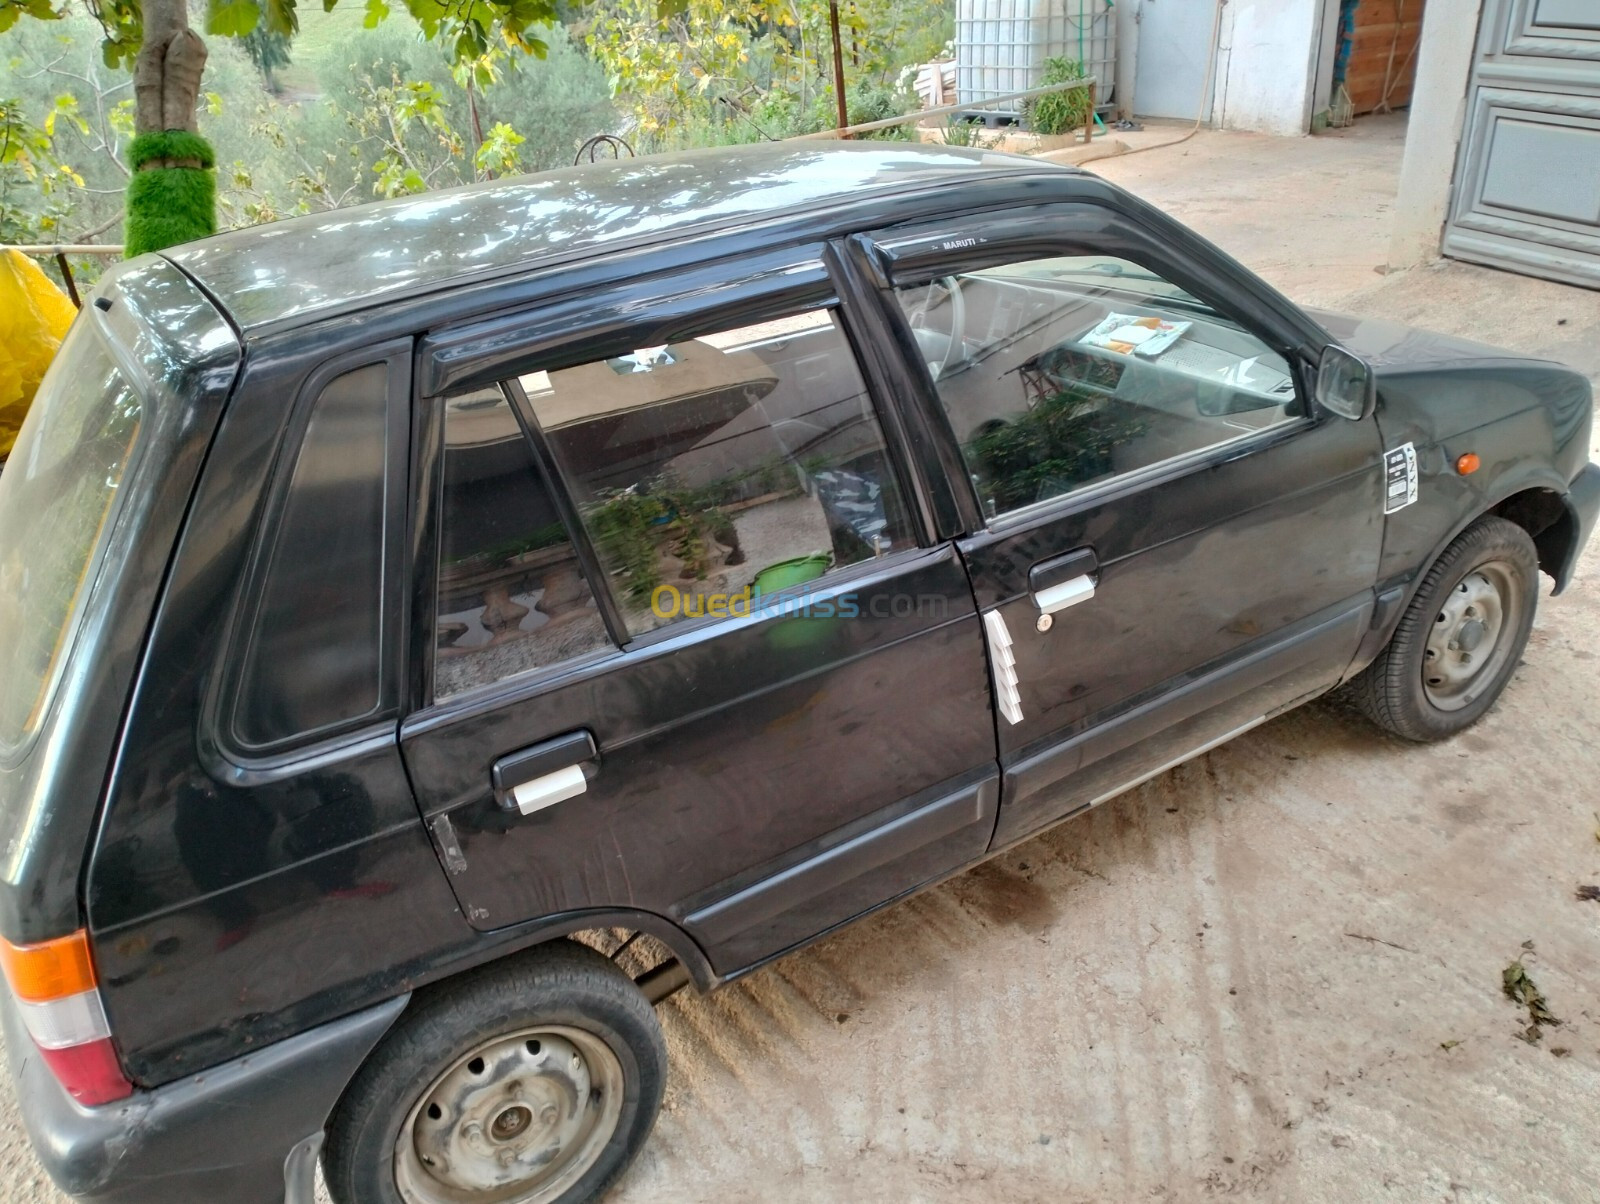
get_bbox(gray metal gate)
[1443,0,1600,289]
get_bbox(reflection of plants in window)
[969,383,1146,512]
[586,478,743,603]
[754,458,791,498]
[446,521,568,568]
[800,453,833,480]
[587,489,664,602]
[676,458,799,509]
[667,511,711,580]
[656,478,744,579]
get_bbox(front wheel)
[1347,515,1539,741]
[323,941,667,1204]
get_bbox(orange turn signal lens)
[1457,452,1480,475]
[0,930,98,1003]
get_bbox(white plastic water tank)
[955,0,1116,117]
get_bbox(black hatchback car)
[1,143,1595,1204]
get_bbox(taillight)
[1,930,132,1105]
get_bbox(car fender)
[1391,459,1581,612]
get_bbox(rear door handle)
[1029,547,1099,615]
[491,730,597,816]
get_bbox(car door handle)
[491,730,597,816]
[1029,547,1099,615]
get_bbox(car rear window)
[0,320,143,760]
[231,360,394,750]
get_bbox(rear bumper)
[1557,461,1600,593]
[2,991,406,1204]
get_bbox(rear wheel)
[1348,515,1539,741]
[324,941,666,1204]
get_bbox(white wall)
[1212,0,1324,136]
[1128,0,1326,134]
[1389,0,1485,267]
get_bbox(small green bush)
[1025,56,1093,136]
[799,82,918,140]
[942,116,992,149]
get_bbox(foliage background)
[1,0,953,268]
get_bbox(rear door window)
[434,385,613,699]
[521,307,915,639]
[0,320,143,760]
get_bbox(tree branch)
[73,210,123,240]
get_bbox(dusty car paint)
[0,143,1592,1204]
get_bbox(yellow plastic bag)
[0,249,79,460]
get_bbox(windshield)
[0,320,143,760]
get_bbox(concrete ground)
[5,114,1600,1203]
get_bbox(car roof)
[161,141,1069,334]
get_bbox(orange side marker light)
[1456,453,1480,475]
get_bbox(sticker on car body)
[1384,442,1419,514]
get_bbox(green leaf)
[452,24,487,62]
[108,99,135,138]
[207,0,261,38]
[363,0,389,27]
[262,0,299,35]
[656,0,688,18]
[42,94,86,137]
[0,0,60,33]
[403,0,448,38]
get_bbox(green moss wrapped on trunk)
[124,130,217,258]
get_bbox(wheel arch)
[530,909,717,992]
[1405,467,1575,610]
[1490,486,1580,594]
[412,907,719,1003]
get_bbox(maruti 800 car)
[0,143,1594,1204]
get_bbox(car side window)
[521,307,914,638]
[434,386,613,700]
[234,361,392,749]
[894,254,1304,519]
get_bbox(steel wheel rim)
[395,1025,625,1204]
[1422,561,1520,712]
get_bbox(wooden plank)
[1344,0,1425,116]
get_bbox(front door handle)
[1029,547,1098,615]
[491,730,597,816]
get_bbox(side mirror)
[1315,345,1376,421]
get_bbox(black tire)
[323,941,666,1204]
[1347,515,1539,742]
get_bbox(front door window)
[894,255,1303,519]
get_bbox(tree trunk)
[124,0,216,256]
[828,0,848,137]
[133,0,207,139]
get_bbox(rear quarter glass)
[0,320,144,763]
